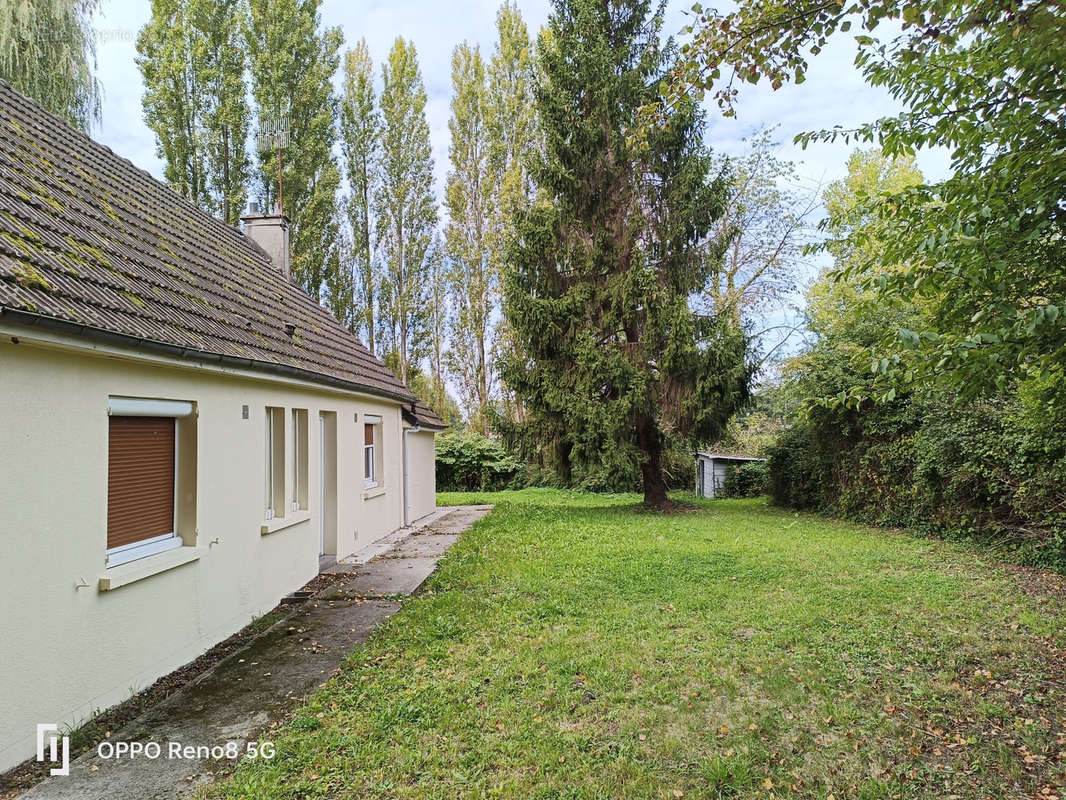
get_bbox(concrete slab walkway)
[20,505,492,800]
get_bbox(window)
[106,397,194,567]
[265,406,285,519]
[364,422,376,488]
[291,409,308,511]
[363,414,383,490]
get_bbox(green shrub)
[766,386,1066,573]
[719,460,769,498]
[435,431,522,492]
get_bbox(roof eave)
[1,307,416,405]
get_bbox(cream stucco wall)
[0,327,433,771]
[404,429,438,524]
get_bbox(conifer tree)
[247,0,342,298]
[377,37,436,383]
[501,0,750,506]
[0,0,100,130]
[339,39,380,350]
[444,42,494,431]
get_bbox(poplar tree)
[247,0,342,298]
[377,37,436,383]
[137,0,250,224]
[501,0,750,506]
[426,233,450,415]
[486,1,536,219]
[0,0,100,130]
[339,39,380,350]
[444,42,494,432]
[137,0,210,208]
[199,0,250,226]
[485,2,536,424]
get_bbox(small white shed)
[696,452,766,499]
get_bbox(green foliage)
[668,0,1066,403]
[500,0,750,506]
[710,383,795,459]
[137,0,250,225]
[444,40,495,433]
[246,0,342,298]
[0,0,100,130]
[769,386,1066,573]
[335,39,379,349]
[207,490,1066,798]
[434,430,520,491]
[719,460,768,499]
[768,150,1066,572]
[376,37,437,384]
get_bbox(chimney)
[240,201,290,279]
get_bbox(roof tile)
[0,80,416,403]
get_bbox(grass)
[204,489,1066,799]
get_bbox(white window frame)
[265,408,276,519]
[292,408,308,511]
[364,415,381,489]
[264,407,288,520]
[105,397,192,568]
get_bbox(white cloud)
[92,0,948,201]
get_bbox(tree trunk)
[637,413,669,508]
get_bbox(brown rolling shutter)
[107,416,176,550]
[364,423,374,445]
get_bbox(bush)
[435,431,521,492]
[766,385,1066,573]
[719,460,769,498]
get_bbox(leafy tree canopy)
[661,0,1066,404]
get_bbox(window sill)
[261,510,311,535]
[362,486,386,500]
[99,546,201,592]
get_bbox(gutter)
[402,424,424,527]
[0,307,416,405]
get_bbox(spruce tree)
[377,37,436,383]
[339,39,380,350]
[247,0,342,299]
[501,0,750,507]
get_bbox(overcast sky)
[94,0,948,198]
[92,0,949,369]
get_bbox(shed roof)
[0,79,417,404]
[697,452,765,462]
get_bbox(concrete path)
[21,505,492,800]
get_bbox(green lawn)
[205,489,1066,799]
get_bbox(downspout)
[402,424,424,527]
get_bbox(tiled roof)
[406,399,447,430]
[0,80,415,403]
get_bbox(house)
[695,452,765,499]
[0,80,444,771]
